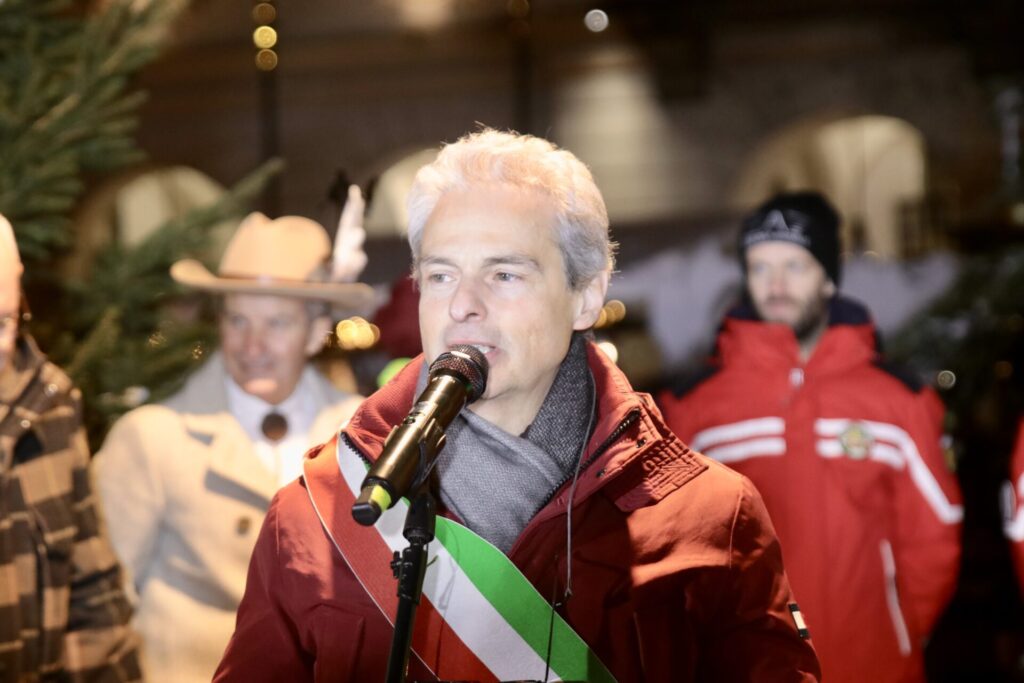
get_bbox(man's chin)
[761,312,799,328]
[242,378,282,403]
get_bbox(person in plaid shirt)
[0,213,142,682]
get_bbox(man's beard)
[792,301,829,343]
[759,295,829,343]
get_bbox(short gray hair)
[406,129,615,290]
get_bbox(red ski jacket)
[1002,419,1024,591]
[214,342,820,682]
[659,298,962,683]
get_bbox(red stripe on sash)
[304,439,497,682]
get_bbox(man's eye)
[494,271,520,282]
[426,272,452,284]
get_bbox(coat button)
[45,383,58,396]
[19,419,30,429]
[236,517,252,535]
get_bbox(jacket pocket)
[310,605,366,682]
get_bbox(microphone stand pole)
[385,472,435,683]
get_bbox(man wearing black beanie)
[659,191,963,683]
[737,191,841,359]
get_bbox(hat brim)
[171,259,376,310]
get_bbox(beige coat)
[94,353,361,683]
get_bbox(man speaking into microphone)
[214,130,820,682]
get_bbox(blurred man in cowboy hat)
[94,193,374,683]
[0,213,143,681]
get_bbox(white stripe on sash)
[332,440,564,682]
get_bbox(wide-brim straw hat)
[171,211,375,310]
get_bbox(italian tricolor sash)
[302,434,617,683]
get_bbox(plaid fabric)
[0,335,141,683]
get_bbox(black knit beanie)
[737,191,842,286]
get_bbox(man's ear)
[305,316,333,357]
[573,271,610,331]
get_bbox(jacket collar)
[0,335,45,410]
[717,295,878,374]
[343,340,705,517]
[162,351,232,415]
[0,334,64,435]
[163,353,279,501]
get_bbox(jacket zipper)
[345,433,372,467]
[529,407,643,519]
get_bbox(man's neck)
[796,317,829,363]
[469,385,551,437]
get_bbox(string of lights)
[252,1,278,71]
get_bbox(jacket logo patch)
[838,422,873,460]
[789,602,811,639]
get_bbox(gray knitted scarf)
[422,333,596,553]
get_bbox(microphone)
[351,345,488,526]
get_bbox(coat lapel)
[167,354,279,503]
[192,412,279,503]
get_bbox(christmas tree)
[0,0,281,445]
[890,243,1024,455]
[0,0,188,261]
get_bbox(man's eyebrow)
[482,254,541,270]
[415,254,541,271]
[416,255,456,269]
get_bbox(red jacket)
[215,343,820,682]
[1002,419,1024,590]
[658,299,963,683]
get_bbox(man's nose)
[767,270,789,295]
[241,329,267,356]
[449,278,485,322]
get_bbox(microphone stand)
[385,464,436,683]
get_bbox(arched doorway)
[734,115,927,258]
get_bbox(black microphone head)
[429,345,489,403]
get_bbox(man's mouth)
[446,342,497,360]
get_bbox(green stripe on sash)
[434,519,617,683]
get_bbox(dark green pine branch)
[0,0,187,261]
